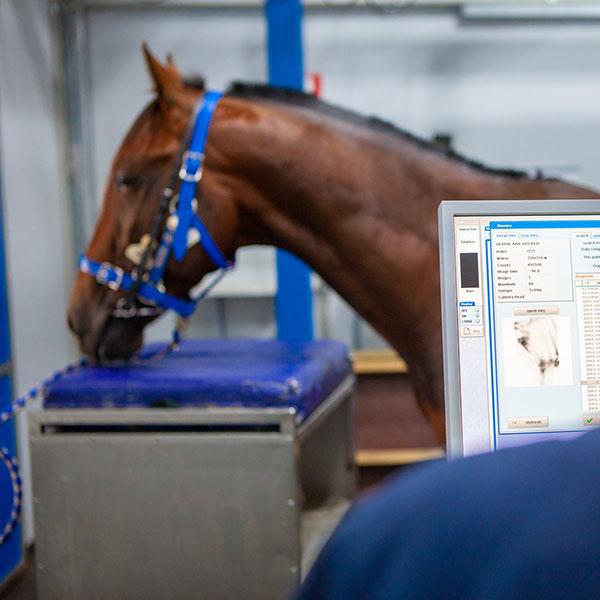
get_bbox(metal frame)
[50,3,97,260]
[54,1,600,8]
[439,199,600,458]
[265,0,314,342]
[0,152,11,369]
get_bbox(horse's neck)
[215,99,593,363]
[219,101,443,350]
[234,106,424,249]
[214,98,600,432]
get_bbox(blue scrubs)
[299,429,600,599]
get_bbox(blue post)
[0,170,22,580]
[265,0,314,342]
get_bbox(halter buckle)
[97,262,124,292]
[179,150,205,183]
[169,195,198,216]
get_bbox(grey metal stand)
[29,376,355,600]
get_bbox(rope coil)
[0,447,22,545]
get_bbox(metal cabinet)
[29,376,355,600]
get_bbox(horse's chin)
[82,318,144,362]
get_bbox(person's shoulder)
[347,428,600,531]
[298,430,600,600]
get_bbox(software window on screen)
[454,216,600,454]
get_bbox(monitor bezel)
[438,199,600,458]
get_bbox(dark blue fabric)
[44,339,350,421]
[298,429,600,599]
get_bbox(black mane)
[224,81,529,180]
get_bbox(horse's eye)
[115,174,139,191]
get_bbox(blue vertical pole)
[0,168,22,581]
[265,0,314,342]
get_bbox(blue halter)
[79,91,234,320]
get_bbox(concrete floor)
[0,547,36,600]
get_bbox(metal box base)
[29,376,355,600]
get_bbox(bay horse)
[67,46,600,442]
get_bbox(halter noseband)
[79,90,234,320]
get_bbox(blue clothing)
[298,429,600,599]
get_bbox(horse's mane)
[222,81,530,180]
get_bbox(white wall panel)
[0,0,75,545]
[304,11,600,187]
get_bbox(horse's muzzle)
[67,303,143,361]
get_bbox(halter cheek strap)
[79,90,234,320]
[173,90,224,262]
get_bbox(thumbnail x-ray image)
[503,316,573,387]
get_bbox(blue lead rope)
[0,448,21,546]
[0,358,87,544]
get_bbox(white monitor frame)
[439,199,600,458]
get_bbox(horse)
[67,45,600,442]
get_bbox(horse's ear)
[142,42,186,110]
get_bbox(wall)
[82,6,600,348]
[304,9,600,185]
[4,2,600,544]
[303,8,600,348]
[0,0,75,545]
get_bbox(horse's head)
[67,46,239,360]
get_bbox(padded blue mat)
[44,339,351,422]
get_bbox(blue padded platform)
[43,339,351,422]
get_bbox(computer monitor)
[439,199,600,458]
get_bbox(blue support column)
[0,171,22,581]
[265,0,314,342]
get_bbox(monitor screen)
[439,200,600,457]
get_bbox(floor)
[0,548,36,600]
